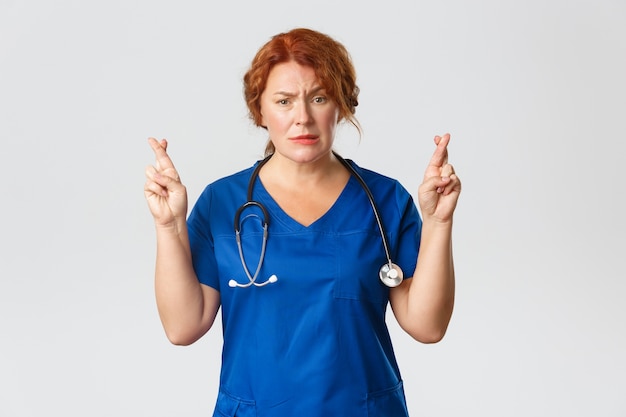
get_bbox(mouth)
[290,134,318,140]
[289,134,319,144]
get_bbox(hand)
[417,133,461,223]
[144,137,188,228]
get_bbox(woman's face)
[260,61,340,164]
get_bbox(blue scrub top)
[187,159,422,417]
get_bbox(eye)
[313,96,327,104]
[277,98,290,105]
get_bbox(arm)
[144,137,220,346]
[390,133,461,343]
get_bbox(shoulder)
[190,163,259,214]
[208,165,254,189]
[350,162,395,182]
[346,160,409,195]
[196,163,258,197]
[345,159,417,219]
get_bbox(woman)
[145,27,461,416]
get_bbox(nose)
[296,102,312,125]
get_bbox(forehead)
[265,61,321,91]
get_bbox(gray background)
[1,0,625,415]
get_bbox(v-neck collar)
[251,173,360,231]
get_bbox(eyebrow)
[271,86,326,97]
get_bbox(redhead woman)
[144,28,461,416]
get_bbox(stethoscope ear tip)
[228,275,278,288]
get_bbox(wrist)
[154,218,188,237]
[421,217,453,234]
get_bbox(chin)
[278,148,332,164]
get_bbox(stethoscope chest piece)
[379,262,404,287]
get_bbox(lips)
[290,134,318,140]
[289,134,319,144]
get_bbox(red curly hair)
[243,28,361,156]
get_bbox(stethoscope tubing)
[231,201,272,287]
[231,152,403,288]
[333,152,394,267]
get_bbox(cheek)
[264,112,290,132]
[321,110,340,130]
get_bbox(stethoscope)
[228,152,404,289]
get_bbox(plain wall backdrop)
[1,0,625,416]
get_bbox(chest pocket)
[333,231,390,304]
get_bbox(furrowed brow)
[272,90,296,97]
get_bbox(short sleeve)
[187,186,220,291]
[393,182,422,280]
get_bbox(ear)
[259,108,267,128]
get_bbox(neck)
[259,152,349,188]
